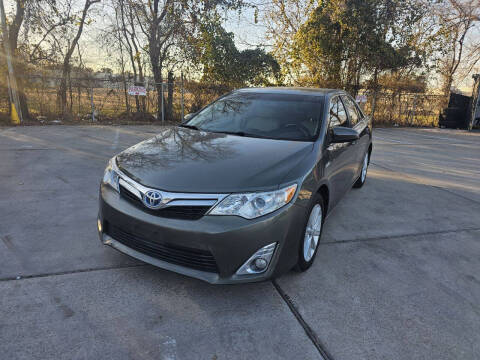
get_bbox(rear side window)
[328,96,348,128]
[341,96,362,126]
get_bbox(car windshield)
[185,92,323,141]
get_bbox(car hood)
[115,127,314,193]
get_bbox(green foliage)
[291,0,344,87]
[291,0,426,93]
[195,19,280,87]
[238,49,281,86]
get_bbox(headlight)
[102,157,120,192]
[209,184,297,219]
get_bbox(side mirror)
[331,126,359,143]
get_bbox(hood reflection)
[117,127,236,170]
[115,125,314,193]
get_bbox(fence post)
[411,95,417,126]
[181,72,185,121]
[91,85,96,122]
[144,77,149,114]
[161,82,164,123]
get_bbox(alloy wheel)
[303,204,322,262]
[361,153,368,183]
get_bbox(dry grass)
[0,82,444,128]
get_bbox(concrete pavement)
[0,126,479,359]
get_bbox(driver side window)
[329,96,348,128]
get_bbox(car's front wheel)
[296,194,325,271]
[353,151,369,188]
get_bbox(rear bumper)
[98,184,307,284]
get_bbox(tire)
[353,151,369,188]
[295,193,325,272]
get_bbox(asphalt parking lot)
[1,125,479,360]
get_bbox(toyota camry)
[98,88,372,284]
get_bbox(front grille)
[105,222,219,273]
[119,185,211,220]
[120,184,142,205]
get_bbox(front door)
[324,95,358,207]
[341,95,369,181]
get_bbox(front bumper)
[98,184,307,284]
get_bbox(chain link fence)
[360,92,443,127]
[0,74,444,127]
[0,74,230,124]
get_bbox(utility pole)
[0,0,23,124]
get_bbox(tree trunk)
[134,94,140,113]
[68,71,73,114]
[6,0,29,120]
[152,65,164,121]
[128,4,146,113]
[167,71,174,120]
[115,1,130,114]
[58,65,69,116]
[370,67,379,126]
[137,67,146,113]
[119,0,139,112]
[57,0,99,117]
[16,85,29,120]
[122,72,130,114]
[442,75,453,109]
[78,85,81,115]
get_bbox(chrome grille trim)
[115,164,228,209]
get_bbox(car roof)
[234,87,342,97]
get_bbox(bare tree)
[134,0,179,120]
[57,0,100,116]
[435,0,480,102]
[3,0,29,118]
[132,0,241,121]
[264,0,317,84]
[116,0,148,113]
[114,7,131,114]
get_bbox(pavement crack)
[1,234,14,250]
[272,279,333,360]
[0,263,147,282]
[430,185,480,206]
[322,227,480,245]
[369,161,394,172]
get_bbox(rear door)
[341,95,369,181]
[324,95,356,207]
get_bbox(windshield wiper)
[210,130,271,139]
[179,124,199,130]
[213,131,246,136]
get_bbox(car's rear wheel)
[296,193,325,271]
[353,152,369,188]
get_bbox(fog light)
[97,219,102,233]
[253,258,267,271]
[236,243,277,275]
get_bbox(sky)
[26,1,270,72]
[223,6,270,50]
